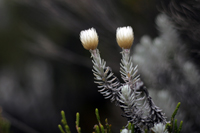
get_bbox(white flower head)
[116,26,134,49]
[80,28,99,50]
[151,123,168,133]
[120,129,131,133]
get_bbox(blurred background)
[0,0,200,133]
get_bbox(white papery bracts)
[80,28,98,50]
[116,26,134,49]
[151,123,168,133]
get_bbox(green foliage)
[0,109,10,133]
[105,119,111,133]
[76,113,81,133]
[167,102,183,133]
[174,119,178,133]
[127,122,134,133]
[95,108,101,124]
[58,110,71,133]
[94,108,111,133]
[0,118,10,133]
[58,109,111,133]
[178,121,183,133]
[58,103,183,133]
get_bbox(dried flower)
[80,28,98,50]
[116,26,134,49]
[151,123,168,133]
